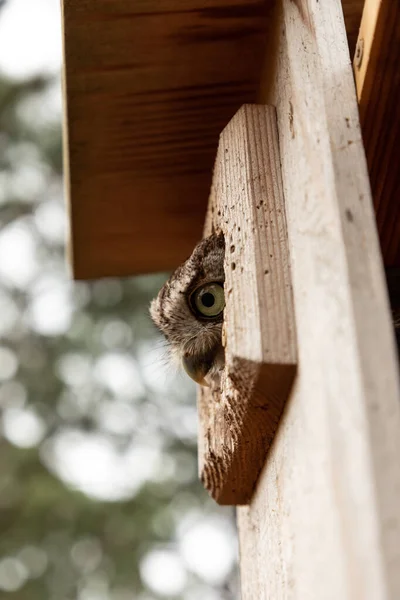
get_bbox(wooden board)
[236,1,400,598]
[354,0,400,267]
[62,0,273,278]
[198,105,297,505]
[62,0,365,279]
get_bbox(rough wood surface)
[198,105,297,505]
[237,1,400,599]
[62,0,366,279]
[354,0,400,267]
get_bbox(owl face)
[150,232,225,386]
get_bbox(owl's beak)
[182,353,212,387]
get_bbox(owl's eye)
[191,283,225,318]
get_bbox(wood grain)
[354,0,400,267]
[62,0,272,278]
[62,0,367,278]
[237,1,400,599]
[198,105,297,505]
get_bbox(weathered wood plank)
[199,105,297,505]
[237,1,400,599]
[353,0,400,266]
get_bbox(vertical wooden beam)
[236,1,400,598]
[199,105,297,505]
[353,0,400,266]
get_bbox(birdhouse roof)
[62,0,364,279]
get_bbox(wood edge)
[353,0,382,102]
[60,1,76,280]
[199,102,298,505]
[200,358,297,505]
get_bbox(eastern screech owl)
[150,232,225,386]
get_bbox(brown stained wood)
[198,105,297,505]
[62,0,364,279]
[342,0,365,58]
[236,1,400,599]
[354,0,400,267]
[62,0,273,279]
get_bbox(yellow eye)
[192,283,224,318]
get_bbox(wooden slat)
[353,0,400,267]
[236,1,400,598]
[62,0,365,279]
[199,105,297,505]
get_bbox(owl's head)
[150,232,225,386]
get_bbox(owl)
[150,232,225,386]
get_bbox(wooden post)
[199,105,297,505]
[202,1,400,598]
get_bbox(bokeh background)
[0,1,238,598]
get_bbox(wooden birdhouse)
[62,0,400,597]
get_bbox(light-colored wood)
[237,1,400,599]
[353,0,380,95]
[62,0,365,279]
[353,0,400,266]
[198,105,297,505]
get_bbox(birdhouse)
[62,0,400,597]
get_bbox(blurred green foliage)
[0,65,237,600]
